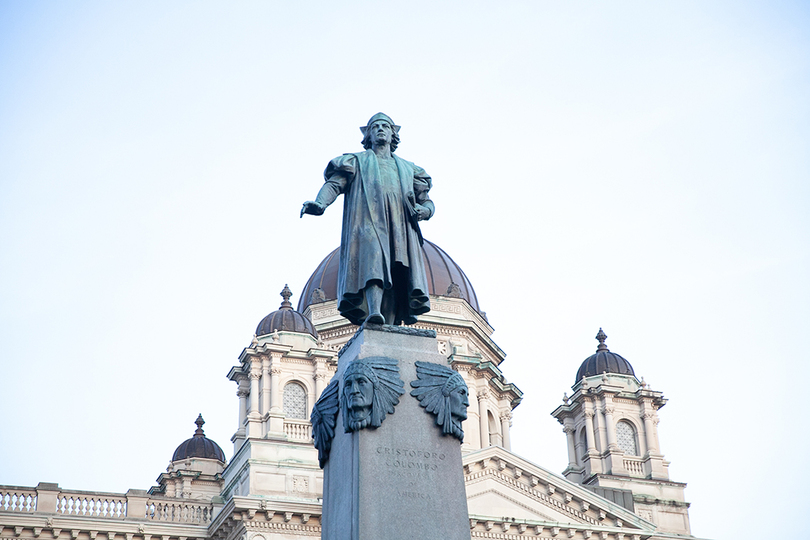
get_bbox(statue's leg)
[365,282,385,325]
[380,287,396,325]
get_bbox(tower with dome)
[0,240,703,540]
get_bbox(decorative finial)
[280,284,293,309]
[641,376,648,389]
[562,392,569,404]
[194,414,205,437]
[596,328,608,352]
[251,334,259,347]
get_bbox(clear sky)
[1,2,808,538]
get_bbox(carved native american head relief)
[410,361,469,442]
[341,356,405,433]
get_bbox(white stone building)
[0,241,706,540]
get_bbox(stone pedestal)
[322,325,471,540]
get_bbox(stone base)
[322,325,471,540]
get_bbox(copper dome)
[297,240,482,316]
[172,415,226,463]
[575,329,636,384]
[256,285,318,338]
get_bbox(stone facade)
[0,289,706,540]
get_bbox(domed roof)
[172,414,226,462]
[256,285,318,338]
[575,329,636,383]
[297,239,483,316]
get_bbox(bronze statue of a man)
[301,113,434,326]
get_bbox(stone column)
[232,378,249,452]
[643,411,657,454]
[594,403,607,453]
[269,352,283,414]
[583,409,597,453]
[247,358,263,438]
[462,378,478,451]
[500,411,512,451]
[261,356,271,418]
[315,370,327,398]
[603,405,618,450]
[265,352,286,437]
[563,425,577,468]
[478,388,490,448]
[237,385,248,428]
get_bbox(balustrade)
[56,492,127,518]
[145,499,213,524]
[1,486,213,526]
[0,487,37,512]
[283,419,312,441]
[623,456,645,477]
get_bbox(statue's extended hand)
[301,201,326,218]
[414,204,431,221]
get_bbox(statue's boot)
[365,283,385,324]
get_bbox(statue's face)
[345,373,374,415]
[369,120,393,146]
[449,386,469,421]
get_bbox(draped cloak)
[318,150,433,325]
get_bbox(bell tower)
[551,329,692,535]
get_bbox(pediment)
[463,447,656,535]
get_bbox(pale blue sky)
[1,2,808,539]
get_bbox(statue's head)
[410,361,470,441]
[360,112,401,152]
[342,356,405,432]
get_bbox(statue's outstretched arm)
[301,174,347,217]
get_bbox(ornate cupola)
[256,284,318,338]
[151,415,226,500]
[221,285,337,509]
[228,285,337,451]
[551,330,692,535]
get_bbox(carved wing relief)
[311,378,340,468]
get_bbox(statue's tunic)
[318,150,433,325]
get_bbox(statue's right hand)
[301,201,326,218]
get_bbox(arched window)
[283,382,307,419]
[579,429,588,459]
[487,410,500,446]
[616,420,638,455]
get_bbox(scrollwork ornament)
[410,361,469,441]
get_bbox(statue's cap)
[360,112,401,135]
